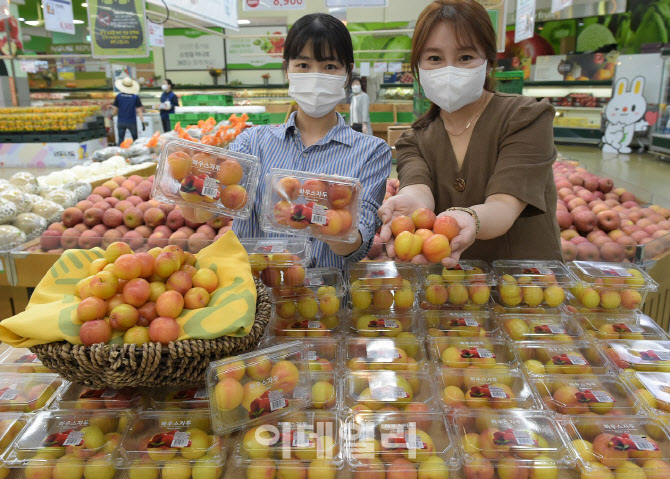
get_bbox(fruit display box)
[439,367,543,412]
[9,239,62,288]
[52,384,146,411]
[423,310,499,338]
[0,348,53,374]
[624,371,670,418]
[516,341,613,377]
[568,261,658,312]
[148,386,210,411]
[113,410,225,478]
[348,310,421,338]
[419,260,495,310]
[260,169,363,243]
[266,310,344,338]
[344,412,460,476]
[152,137,261,219]
[563,414,670,479]
[342,370,440,414]
[529,374,642,417]
[497,313,586,342]
[576,311,670,341]
[452,410,576,477]
[427,337,519,370]
[0,373,63,414]
[492,260,577,309]
[601,339,670,372]
[241,237,312,281]
[234,411,343,472]
[206,342,314,435]
[344,336,427,372]
[260,337,342,372]
[347,262,419,312]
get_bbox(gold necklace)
[443,96,488,137]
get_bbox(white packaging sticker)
[566,354,588,365]
[512,430,535,446]
[201,177,220,199]
[591,390,614,403]
[384,319,399,329]
[366,339,400,360]
[307,351,319,361]
[489,385,507,399]
[292,387,309,400]
[311,205,328,226]
[548,325,566,334]
[0,389,18,401]
[271,245,286,253]
[371,386,409,400]
[269,390,287,411]
[100,388,118,399]
[629,435,659,451]
[292,431,312,448]
[476,348,495,359]
[405,433,427,450]
[601,266,633,277]
[194,388,208,399]
[654,351,670,361]
[456,263,474,271]
[464,318,479,327]
[63,430,85,447]
[171,431,191,448]
[308,321,322,329]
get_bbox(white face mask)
[352,84,362,94]
[161,84,168,91]
[288,73,346,118]
[419,61,487,113]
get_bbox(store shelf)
[379,83,413,88]
[525,80,612,87]
[554,106,604,112]
[553,126,602,145]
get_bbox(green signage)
[89,0,148,58]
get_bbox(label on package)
[552,353,588,365]
[601,266,633,277]
[292,387,309,400]
[311,204,328,226]
[271,245,286,253]
[470,384,508,399]
[492,429,537,446]
[576,389,615,403]
[62,430,85,447]
[639,350,670,361]
[450,318,480,328]
[0,388,18,401]
[612,324,645,333]
[201,176,220,199]
[610,434,659,451]
[269,390,287,411]
[100,388,119,399]
[304,276,324,286]
[171,431,192,448]
[384,319,399,329]
[307,351,319,361]
[194,388,208,399]
[628,435,659,451]
[17,353,41,363]
[534,325,566,335]
[292,431,313,448]
[461,348,495,359]
[367,341,401,360]
[455,263,474,271]
[511,430,536,446]
[308,321,322,329]
[371,386,409,400]
[522,267,553,275]
[405,433,427,450]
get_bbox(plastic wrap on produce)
[9,172,40,195]
[48,190,76,208]
[128,154,154,165]
[0,197,18,224]
[12,213,47,240]
[31,199,63,224]
[0,225,27,251]
[127,145,150,157]
[0,188,32,214]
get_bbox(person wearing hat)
[112,76,144,142]
[159,79,179,133]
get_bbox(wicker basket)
[29,279,272,389]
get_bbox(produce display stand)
[8,238,60,288]
[88,163,156,188]
[642,252,670,330]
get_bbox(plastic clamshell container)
[452,410,576,472]
[234,411,343,469]
[149,386,210,410]
[0,413,28,462]
[492,260,577,309]
[240,237,312,270]
[267,311,344,339]
[349,310,421,338]
[427,337,519,370]
[308,371,341,411]
[206,342,313,435]
[602,340,670,372]
[260,168,363,243]
[152,137,261,218]
[261,337,342,372]
[114,410,225,475]
[53,383,145,410]
[568,261,658,311]
[344,336,427,371]
[515,342,612,377]
[347,262,419,312]
[263,265,344,297]
[342,370,439,413]
[270,268,344,313]
[419,260,495,310]
[529,375,641,417]
[0,348,53,374]
[497,314,585,342]
[0,373,62,414]
[344,412,460,473]
[423,310,497,338]
[564,414,670,478]
[623,371,670,416]
[576,312,670,341]
[438,367,542,411]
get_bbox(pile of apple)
[553,161,670,262]
[37,174,231,255]
[421,264,491,309]
[389,208,461,263]
[424,311,494,337]
[0,374,61,413]
[271,285,342,337]
[346,335,424,372]
[74,242,219,347]
[534,376,630,416]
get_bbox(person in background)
[159,79,179,133]
[113,76,144,143]
[349,77,372,135]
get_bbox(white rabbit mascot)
[602,76,649,154]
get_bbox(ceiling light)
[237,19,251,25]
[73,19,84,24]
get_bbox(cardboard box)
[88,163,156,188]
[10,239,60,288]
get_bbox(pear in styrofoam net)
[9,172,40,195]
[12,213,47,241]
[0,225,27,251]
[0,198,18,224]
[25,194,42,205]
[67,182,92,201]
[49,190,77,209]
[31,200,64,224]
[0,189,31,214]
[0,180,11,192]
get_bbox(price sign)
[243,0,306,11]
[43,0,75,35]
[148,21,164,47]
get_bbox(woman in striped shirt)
[184,13,392,269]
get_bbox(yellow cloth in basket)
[0,231,256,348]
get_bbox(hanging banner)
[243,0,305,11]
[164,28,225,71]
[153,0,237,30]
[359,62,370,76]
[225,26,287,70]
[43,0,75,35]
[88,0,148,58]
[551,0,572,13]
[147,20,164,47]
[515,0,536,43]
[325,0,388,6]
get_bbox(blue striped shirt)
[228,112,392,269]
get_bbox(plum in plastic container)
[0,348,53,374]
[53,383,145,411]
[261,337,342,372]
[452,410,576,478]
[349,310,421,338]
[260,169,363,243]
[347,262,420,312]
[601,339,670,372]
[149,386,211,410]
[307,371,340,411]
[419,260,495,310]
[234,411,343,475]
[344,336,427,372]
[576,312,670,341]
[152,137,261,218]
[344,411,460,476]
[427,337,519,370]
[492,260,577,309]
[240,237,312,282]
[439,367,543,411]
[422,310,497,338]
[0,413,28,469]
[114,410,225,479]
[624,371,670,419]
[497,313,585,342]
[342,370,440,414]
[206,342,314,435]
[267,311,344,339]
[515,341,612,377]
[564,413,670,479]
[567,261,658,311]
[530,374,641,417]
[0,373,62,414]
